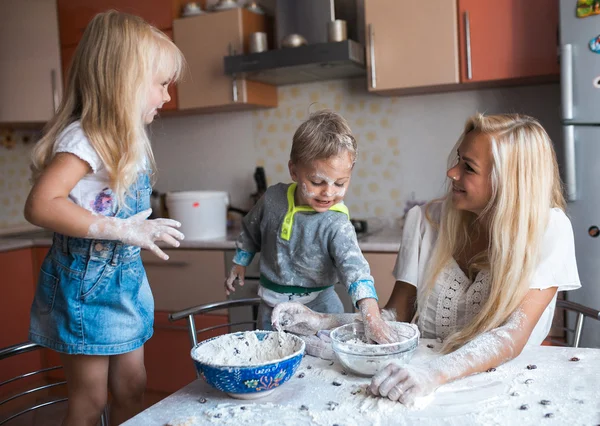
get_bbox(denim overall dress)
[29,173,154,355]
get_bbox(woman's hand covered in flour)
[225,264,246,296]
[369,363,442,407]
[91,209,184,260]
[271,303,331,335]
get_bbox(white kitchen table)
[124,340,600,426]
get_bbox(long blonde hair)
[31,10,184,207]
[419,113,565,353]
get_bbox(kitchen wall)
[0,79,562,232]
[0,130,39,233]
[150,79,562,220]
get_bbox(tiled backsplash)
[251,79,562,219]
[0,130,38,232]
[151,79,562,221]
[1,79,562,231]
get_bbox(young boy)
[225,110,395,345]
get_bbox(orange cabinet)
[57,0,182,111]
[364,0,559,94]
[173,8,277,112]
[0,249,36,348]
[0,249,43,392]
[365,0,459,93]
[457,0,559,82]
[56,0,182,46]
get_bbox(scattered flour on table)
[192,331,300,366]
[167,341,599,426]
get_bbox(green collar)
[280,183,349,241]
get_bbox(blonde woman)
[24,11,184,425]
[272,113,580,406]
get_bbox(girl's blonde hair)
[31,10,184,207]
[290,109,357,165]
[419,113,565,353]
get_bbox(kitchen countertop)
[123,341,600,426]
[0,225,403,254]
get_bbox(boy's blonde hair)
[290,110,357,165]
[31,10,184,208]
[419,113,565,353]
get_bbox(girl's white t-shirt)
[52,121,117,216]
[394,203,581,346]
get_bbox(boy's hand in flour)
[271,303,331,335]
[369,363,442,407]
[359,299,404,344]
[91,208,184,260]
[225,264,246,296]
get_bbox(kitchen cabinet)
[56,0,180,110]
[364,252,397,308]
[0,0,62,126]
[365,0,559,95]
[142,249,229,392]
[0,249,37,349]
[364,0,459,93]
[142,249,228,311]
[56,0,182,47]
[0,248,44,392]
[173,8,277,112]
[457,0,559,82]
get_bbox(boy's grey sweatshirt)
[233,183,378,307]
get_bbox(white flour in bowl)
[192,331,301,367]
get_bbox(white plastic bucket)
[166,191,229,240]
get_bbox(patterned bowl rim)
[191,330,306,368]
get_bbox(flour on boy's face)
[290,152,354,212]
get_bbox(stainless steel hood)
[223,39,365,86]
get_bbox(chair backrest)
[0,342,107,426]
[168,298,261,377]
[552,299,600,348]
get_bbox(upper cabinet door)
[174,9,277,111]
[364,0,459,92]
[458,0,560,82]
[56,0,177,47]
[0,0,62,125]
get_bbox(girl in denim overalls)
[24,11,185,426]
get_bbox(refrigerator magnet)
[594,77,600,88]
[577,0,600,18]
[590,35,600,52]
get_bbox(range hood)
[223,39,366,86]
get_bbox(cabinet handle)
[561,44,573,120]
[228,43,239,102]
[50,69,60,112]
[368,24,376,89]
[563,125,577,201]
[464,11,472,80]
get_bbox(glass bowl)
[330,321,419,376]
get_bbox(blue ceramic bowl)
[191,331,305,399]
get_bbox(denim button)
[94,243,104,251]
